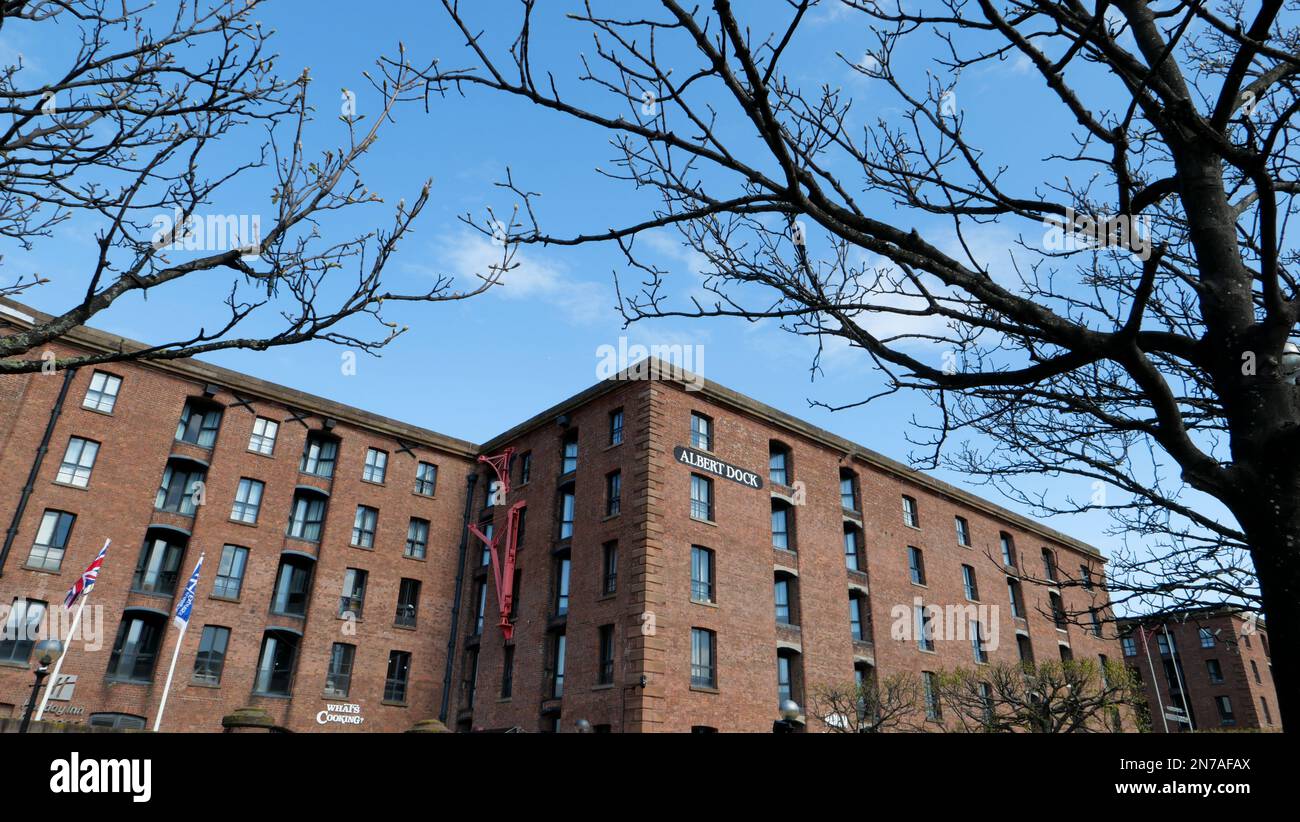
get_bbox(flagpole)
[154,551,203,732]
[152,619,189,732]
[1139,625,1169,733]
[34,593,88,722]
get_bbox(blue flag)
[174,553,204,630]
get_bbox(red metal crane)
[467,448,525,641]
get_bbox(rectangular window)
[230,478,264,524]
[351,505,378,548]
[253,632,298,696]
[287,492,326,541]
[300,435,338,478]
[691,546,715,604]
[131,534,184,595]
[384,651,411,703]
[559,488,575,540]
[690,474,713,521]
[463,648,479,709]
[771,503,791,550]
[955,516,971,547]
[549,631,567,698]
[56,437,99,487]
[561,432,579,474]
[156,463,205,515]
[690,628,716,688]
[777,654,793,707]
[107,614,163,682]
[1216,695,1235,725]
[598,624,615,685]
[1000,532,1017,567]
[902,495,920,528]
[1090,608,1103,636]
[1017,634,1035,663]
[248,417,278,455]
[1121,635,1138,657]
[270,558,312,616]
[340,568,367,619]
[472,580,486,635]
[606,471,621,516]
[213,545,249,599]
[1008,578,1025,619]
[1042,548,1058,582]
[27,510,75,571]
[1199,627,1215,648]
[849,594,867,641]
[553,556,571,616]
[192,626,230,686]
[405,517,429,559]
[609,408,624,445]
[501,645,515,698]
[1049,592,1068,629]
[1206,659,1224,683]
[769,447,790,486]
[1156,632,1173,656]
[1080,565,1094,590]
[175,399,222,447]
[922,671,941,720]
[479,522,494,566]
[915,604,935,652]
[83,371,122,413]
[844,526,861,571]
[908,547,926,585]
[396,578,420,627]
[363,448,388,483]
[0,598,47,664]
[962,565,979,601]
[971,620,988,664]
[775,578,793,625]
[602,541,618,595]
[691,412,713,451]
[415,461,438,496]
[517,452,532,485]
[840,473,858,510]
[324,643,355,697]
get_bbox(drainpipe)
[439,472,478,724]
[0,368,76,577]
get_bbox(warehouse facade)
[0,304,1122,732]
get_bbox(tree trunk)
[1237,502,1300,731]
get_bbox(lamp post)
[574,718,592,733]
[19,640,62,734]
[772,699,804,733]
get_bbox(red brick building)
[1119,609,1279,732]
[0,304,1123,732]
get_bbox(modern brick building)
[1119,609,1279,732]
[0,302,1123,732]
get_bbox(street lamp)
[772,699,804,733]
[19,639,62,734]
[574,718,592,733]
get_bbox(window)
[83,371,122,412]
[1049,592,1068,629]
[840,469,858,510]
[553,556,571,616]
[56,437,99,487]
[300,434,338,478]
[510,569,522,621]
[690,628,716,688]
[155,461,205,515]
[192,626,230,686]
[769,443,791,485]
[775,575,794,626]
[849,592,868,641]
[351,505,378,548]
[1016,634,1035,663]
[468,579,487,634]
[230,478,264,524]
[962,564,979,601]
[561,431,579,474]
[1080,565,1094,590]
[340,568,367,619]
[362,448,388,483]
[131,533,185,595]
[462,648,479,709]
[516,507,528,545]
[324,643,355,697]
[777,650,801,709]
[88,713,146,731]
[27,509,74,571]
[214,545,249,599]
[479,521,494,566]
[690,473,713,521]
[609,408,624,445]
[0,598,46,664]
[404,518,429,560]
[106,611,164,682]
[415,461,438,496]
[598,624,615,685]
[1215,695,1235,725]
[392,578,420,628]
[902,495,920,528]
[517,451,532,485]
[248,417,278,455]
[915,604,935,652]
[1121,634,1138,657]
[971,620,988,663]
[253,631,299,696]
[549,631,567,698]
[691,412,713,451]
[922,671,941,720]
[908,547,926,585]
[771,501,792,550]
[175,399,222,447]
[1089,608,1103,636]
[999,532,1017,567]
[691,546,715,604]
[1041,548,1058,582]
[955,516,971,547]
[286,491,326,541]
[844,524,862,571]
[500,645,515,699]
[270,556,312,616]
[559,485,576,540]
[1156,632,1173,656]
[1059,644,1073,661]
[1007,578,1025,619]
[602,541,618,595]
[1251,659,1262,684]
[1206,659,1224,683]
[605,471,622,516]
[384,651,411,702]
[1199,627,1215,648]
[1262,696,1273,725]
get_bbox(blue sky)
[2,1,1184,560]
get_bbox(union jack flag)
[64,538,110,609]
